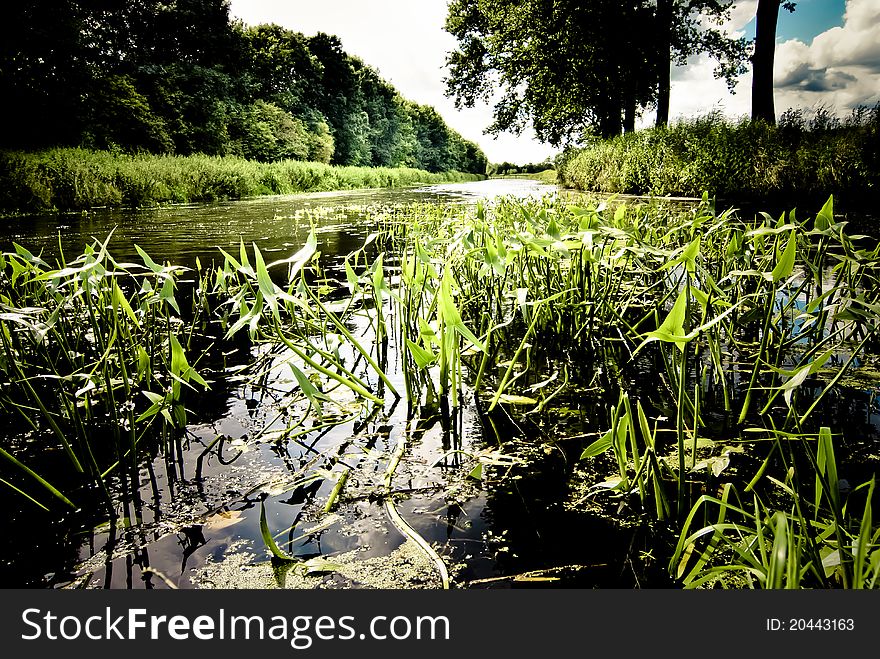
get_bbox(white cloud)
[774,0,880,113]
[670,0,880,124]
[667,0,880,124]
[663,3,754,123]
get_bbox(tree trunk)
[655,0,671,128]
[599,111,622,138]
[751,0,780,125]
[624,96,636,133]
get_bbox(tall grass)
[558,107,880,207]
[0,148,485,213]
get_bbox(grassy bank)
[0,148,486,212]
[558,108,880,207]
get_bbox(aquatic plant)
[2,189,879,589]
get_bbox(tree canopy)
[0,0,487,173]
[444,0,748,142]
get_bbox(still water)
[5,180,875,589]
[0,179,556,268]
[5,178,646,589]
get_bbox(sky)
[228,0,879,164]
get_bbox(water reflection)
[2,178,573,589]
[0,179,557,268]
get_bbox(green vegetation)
[558,108,880,206]
[490,170,558,184]
[2,2,487,173]
[384,192,880,587]
[0,148,484,212]
[4,190,880,588]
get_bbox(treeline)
[488,161,555,176]
[1,1,487,174]
[558,106,880,208]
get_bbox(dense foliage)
[4,192,880,589]
[444,0,747,141]
[0,0,487,174]
[558,108,880,207]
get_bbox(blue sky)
[669,0,878,128]
[229,1,878,164]
[740,0,845,42]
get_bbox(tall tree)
[0,2,487,171]
[654,1,749,128]
[0,1,92,147]
[445,0,747,142]
[751,1,796,125]
[446,0,655,142]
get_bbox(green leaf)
[299,557,342,575]
[135,244,162,274]
[0,446,75,508]
[290,363,325,415]
[112,281,138,324]
[580,430,613,459]
[815,195,834,232]
[260,500,297,562]
[406,339,437,369]
[645,286,688,349]
[767,512,789,589]
[344,258,359,291]
[438,268,485,350]
[773,349,834,407]
[497,394,538,405]
[816,427,840,515]
[136,390,166,422]
[136,346,151,381]
[159,276,180,314]
[371,253,386,294]
[253,242,279,320]
[169,334,207,387]
[770,230,797,283]
[468,463,484,481]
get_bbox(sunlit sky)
[228,0,879,164]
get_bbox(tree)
[445,0,748,141]
[0,1,92,147]
[654,1,750,128]
[751,0,796,124]
[0,3,486,171]
[445,0,652,141]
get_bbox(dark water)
[2,179,877,590]
[0,180,555,268]
[5,179,646,589]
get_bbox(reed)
[0,148,485,213]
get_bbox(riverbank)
[558,110,879,209]
[0,148,486,212]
